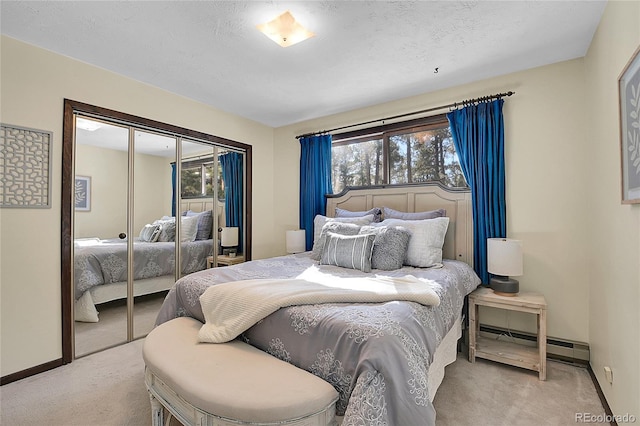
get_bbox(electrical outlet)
[604,366,613,384]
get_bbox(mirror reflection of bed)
[72,118,234,357]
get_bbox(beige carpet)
[75,293,166,357]
[1,342,607,426]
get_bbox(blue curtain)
[299,135,333,251]
[220,152,243,252]
[447,99,506,284]
[171,163,177,217]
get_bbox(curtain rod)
[295,91,515,139]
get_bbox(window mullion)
[383,133,390,185]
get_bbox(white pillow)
[313,214,375,245]
[180,214,200,242]
[380,217,450,268]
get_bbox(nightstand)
[468,286,547,380]
[207,254,245,268]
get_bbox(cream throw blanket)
[198,275,441,343]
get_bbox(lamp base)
[490,277,519,296]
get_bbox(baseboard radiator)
[478,324,590,364]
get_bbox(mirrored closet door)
[73,118,130,355]
[63,100,252,361]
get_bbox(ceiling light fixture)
[76,118,102,132]
[256,10,314,48]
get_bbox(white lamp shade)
[487,238,523,277]
[286,230,306,254]
[220,227,239,247]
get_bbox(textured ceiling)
[1,1,607,127]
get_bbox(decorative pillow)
[313,214,374,245]
[154,218,176,242]
[359,225,411,270]
[180,214,200,242]
[186,210,213,240]
[320,232,375,273]
[335,207,383,223]
[311,222,362,261]
[139,223,162,243]
[380,217,450,268]
[383,207,446,221]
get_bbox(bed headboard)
[180,199,226,227]
[326,184,473,266]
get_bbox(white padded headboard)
[326,184,473,266]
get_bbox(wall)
[0,36,275,377]
[275,58,591,344]
[584,0,640,419]
[74,144,173,239]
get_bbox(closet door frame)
[61,99,252,363]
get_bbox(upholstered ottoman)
[143,317,339,426]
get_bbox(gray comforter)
[155,253,480,425]
[74,238,212,300]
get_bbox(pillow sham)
[153,215,199,242]
[320,232,375,273]
[380,217,450,268]
[359,225,411,271]
[313,214,374,245]
[311,222,362,261]
[335,207,383,223]
[180,214,200,242]
[139,223,162,243]
[154,218,176,242]
[382,207,446,221]
[186,210,213,240]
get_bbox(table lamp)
[220,227,239,256]
[286,230,306,254]
[487,238,523,296]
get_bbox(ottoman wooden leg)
[149,393,164,426]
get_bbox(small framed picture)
[75,175,91,211]
[619,45,640,204]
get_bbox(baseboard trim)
[0,358,64,386]
[479,324,590,364]
[587,364,617,426]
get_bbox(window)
[180,158,225,199]
[331,115,467,193]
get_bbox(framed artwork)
[75,175,91,211]
[619,45,640,204]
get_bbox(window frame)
[179,156,224,200]
[331,113,468,192]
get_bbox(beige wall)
[584,0,640,419]
[0,36,275,376]
[74,144,173,239]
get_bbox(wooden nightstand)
[468,286,547,380]
[207,254,245,268]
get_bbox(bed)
[154,184,480,425]
[74,200,221,322]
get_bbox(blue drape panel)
[299,135,333,251]
[171,163,176,217]
[220,152,243,253]
[447,99,506,284]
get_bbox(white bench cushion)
[143,317,338,425]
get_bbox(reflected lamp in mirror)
[286,230,306,254]
[487,238,523,297]
[220,227,239,257]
